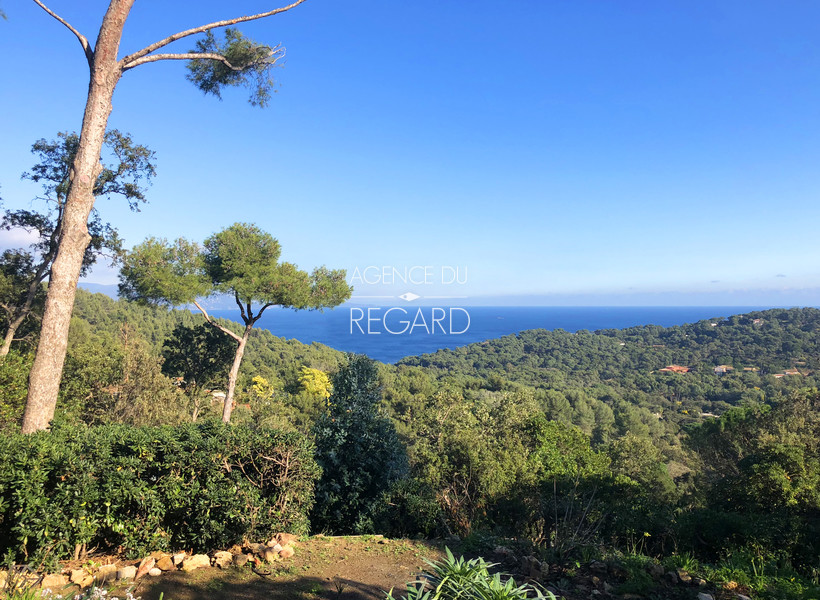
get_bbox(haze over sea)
[211,305,783,364]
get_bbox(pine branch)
[120,0,307,69]
[192,300,242,343]
[31,0,93,65]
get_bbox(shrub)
[0,420,320,566]
[0,350,31,432]
[311,354,407,534]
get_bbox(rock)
[724,581,738,591]
[156,556,175,571]
[95,564,118,585]
[648,563,665,579]
[589,560,608,574]
[697,594,714,600]
[172,552,186,566]
[0,571,6,588]
[262,549,279,563]
[233,553,250,567]
[279,545,295,559]
[41,573,68,589]
[520,555,540,579]
[213,551,233,569]
[677,568,692,584]
[117,566,137,581]
[276,533,299,546]
[622,594,643,600]
[70,569,87,585]
[735,596,752,600]
[182,554,211,572]
[148,568,162,577]
[135,557,155,580]
[494,546,512,557]
[245,542,267,556]
[666,570,679,585]
[81,575,94,589]
[694,577,707,586]
[603,582,614,594]
[149,551,167,560]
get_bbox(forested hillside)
[40,293,820,455]
[396,308,820,449]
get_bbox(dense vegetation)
[1,291,819,597]
[0,420,319,567]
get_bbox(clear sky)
[1,1,819,305]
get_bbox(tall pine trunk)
[21,1,135,433]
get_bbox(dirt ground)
[134,536,447,600]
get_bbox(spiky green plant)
[386,547,556,600]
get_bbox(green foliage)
[311,355,407,534]
[53,292,820,585]
[67,289,346,430]
[120,222,352,420]
[613,553,656,595]
[685,390,820,571]
[22,130,155,210]
[0,350,31,431]
[374,477,443,539]
[60,322,186,426]
[0,251,45,351]
[386,547,555,600]
[298,366,332,399]
[162,323,235,420]
[118,237,209,306]
[391,388,536,536]
[202,223,352,311]
[400,308,820,448]
[1,130,154,354]
[186,28,283,107]
[0,420,319,566]
[605,433,679,546]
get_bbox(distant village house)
[659,365,691,373]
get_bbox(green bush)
[374,477,443,538]
[311,355,407,534]
[0,420,320,566]
[0,350,31,432]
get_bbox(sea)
[209,305,781,364]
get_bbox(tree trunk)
[222,324,252,423]
[0,319,20,357]
[21,0,135,434]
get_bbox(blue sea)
[209,305,780,364]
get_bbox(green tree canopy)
[119,222,352,422]
[1,130,154,358]
[161,323,235,421]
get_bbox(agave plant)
[386,548,556,600]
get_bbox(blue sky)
[1,1,819,305]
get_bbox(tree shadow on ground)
[139,572,391,600]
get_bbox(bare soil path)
[138,536,447,600]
